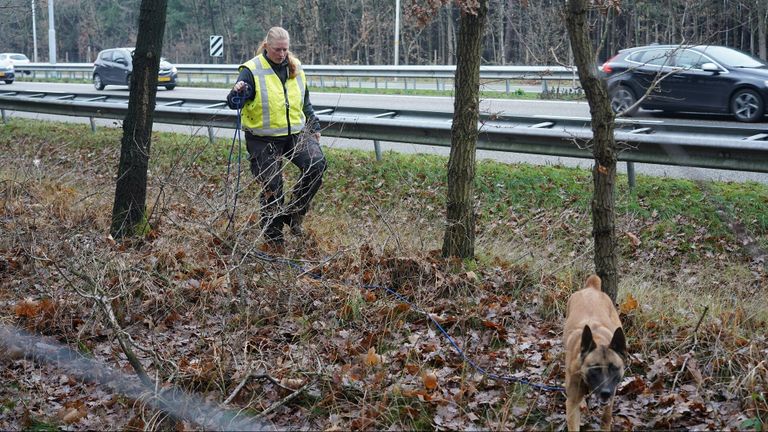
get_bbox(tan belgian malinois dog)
[563,274,627,431]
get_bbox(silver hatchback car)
[92,48,178,91]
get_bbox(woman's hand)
[233,81,248,92]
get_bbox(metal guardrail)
[1,90,767,173]
[15,62,577,80]
[13,63,578,93]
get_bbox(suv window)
[627,49,674,67]
[100,50,113,62]
[673,50,707,69]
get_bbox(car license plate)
[158,76,170,82]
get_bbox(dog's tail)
[585,274,602,291]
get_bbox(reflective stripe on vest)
[239,55,306,136]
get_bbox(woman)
[227,27,326,252]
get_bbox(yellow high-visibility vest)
[239,54,306,136]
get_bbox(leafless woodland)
[0,0,766,65]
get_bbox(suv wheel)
[93,74,105,90]
[165,84,176,90]
[4,80,12,85]
[731,89,764,122]
[610,85,639,116]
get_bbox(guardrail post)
[89,117,96,133]
[1,109,6,124]
[373,140,382,161]
[374,77,378,89]
[626,162,636,190]
[319,77,325,89]
[542,80,549,94]
[207,126,215,144]
[505,79,510,95]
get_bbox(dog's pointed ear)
[609,327,627,359]
[580,325,596,357]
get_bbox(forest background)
[0,0,766,66]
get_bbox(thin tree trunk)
[442,0,488,259]
[497,0,505,64]
[110,0,168,239]
[759,0,767,61]
[565,0,619,301]
[445,6,452,64]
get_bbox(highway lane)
[2,81,767,184]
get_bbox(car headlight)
[171,66,177,74]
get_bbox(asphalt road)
[2,81,767,184]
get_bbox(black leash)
[225,93,244,231]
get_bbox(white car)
[0,53,31,65]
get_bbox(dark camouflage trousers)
[245,130,327,243]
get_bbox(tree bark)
[441,0,488,259]
[110,0,168,239]
[564,0,619,302]
[758,0,767,61]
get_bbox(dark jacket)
[226,51,320,136]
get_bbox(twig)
[50,261,155,388]
[295,250,346,279]
[256,382,311,418]
[671,305,709,391]
[222,370,253,406]
[50,261,191,427]
[222,370,304,407]
[367,195,403,252]
[692,305,709,336]
[255,374,298,392]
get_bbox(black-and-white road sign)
[210,35,223,57]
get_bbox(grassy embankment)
[0,119,765,430]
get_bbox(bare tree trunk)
[758,0,768,60]
[497,0,506,64]
[447,5,455,64]
[110,0,168,239]
[442,0,488,259]
[565,0,619,302]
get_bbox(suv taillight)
[601,54,620,73]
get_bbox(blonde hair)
[259,26,298,78]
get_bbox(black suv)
[601,44,768,122]
[93,47,178,91]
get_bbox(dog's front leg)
[565,393,582,431]
[600,398,614,431]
